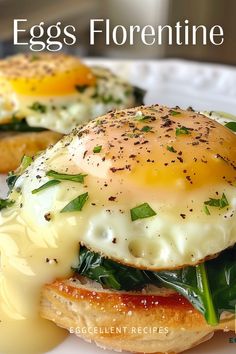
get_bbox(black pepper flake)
[108,196,116,201]
[110,167,125,173]
[44,212,52,221]
[186,176,193,184]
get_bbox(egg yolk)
[6,63,96,96]
[130,154,236,191]
[77,109,236,193]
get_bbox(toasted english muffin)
[41,277,234,354]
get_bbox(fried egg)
[0,53,141,133]
[1,104,236,353]
[3,105,236,270]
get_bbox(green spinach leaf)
[75,245,236,326]
[76,247,149,291]
[0,118,46,132]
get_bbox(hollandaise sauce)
[0,207,77,354]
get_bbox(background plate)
[1,59,236,354]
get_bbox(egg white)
[202,110,233,124]
[4,109,236,270]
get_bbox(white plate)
[1,59,236,354]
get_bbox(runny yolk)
[7,64,96,96]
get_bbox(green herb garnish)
[93,145,102,153]
[0,198,15,210]
[203,205,211,215]
[170,110,181,116]
[21,155,33,170]
[134,113,152,121]
[75,85,88,93]
[204,193,229,210]
[32,180,61,194]
[46,170,87,184]
[130,203,156,221]
[29,102,47,113]
[225,122,236,132]
[60,192,88,213]
[176,126,190,136]
[100,95,122,104]
[141,126,152,132]
[167,145,177,153]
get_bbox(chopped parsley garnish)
[60,192,88,213]
[100,95,122,105]
[134,112,152,121]
[170,110,181,116]
[46,170,87,184]
[203,205,211,215]
[93,145,102,153]
[0,198,15,210]
[130,203,156,221]
[204,193,229,210]
[141,125,152,132]
[176,126,190,136]
[21,155,33,170]
[75,84,88,93]
[32,180,61,194]
[225,122,236,132]
[167,145,177,153]
[29,102,47,113]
